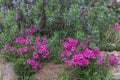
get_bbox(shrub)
[60,38,119,80]
[1,26,49,79]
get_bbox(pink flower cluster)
[33,37,49,58]
[15,36,30,44]
[24,25,37,35]
[17,47,28,54]
[26,59,39,69]
[97,53,119,66]
[60,38,119,67]
[25,37,49,69]
[33,52,39,59]
[2,35,49,70]
[108,54,119,65]
[1,43,14,53]
[114,23,120,31]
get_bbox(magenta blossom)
[4,43,10,49]
[22,47,28,52]
[32,61,39,69]
[26,59,33,64]
[80,43,87,49]
[26,59,39,69]
[17,48,23,54]
[10,46,14,52]
[33,53,39,59]
[85,38,91,43]
[24,38,30,44]
[15,36,24,44]
[24,25,37,35]
[1,48,6,53]
[108,54,119,65]
[114,23,120,31]
[98,57,103,65]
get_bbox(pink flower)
[1,48,6,53]
[27,59,39,69]
[106,62,110,67]
[80,43,87,49]
[17,47,28,54]
[22,47,28,52]
[65,38,78,46]
[24,25,37,35]
[10,46,14,52]
[98,57,103,65]
[94,49,101,54]
[35,41,40,46]
[33,53,39,59]
[81,58,89,65]
[31,25,37,33]
[114,23,120,31]
[26,59,32,64]
[36,36,41,41]
[33,46,38,51]
[38,48,43,53]
[82,49,95,59]
[63,42,71,50]
[59,39,63,43]
[32,61,39,69]
[108,54,119,64]
[24,38,30,44]
[42,38,47,44]
[71,47,76,52]
[85,38,91,43]
[4,43,10,49]
[72,54,90,66]
[42,51,49,58]
[15,36,24,44]
[66,60,73,66]
[26,59,39,69]
[17,48,23,54]
[40,45,47,52]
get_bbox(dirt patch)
[32,61,63,80]
[0,55,17,80]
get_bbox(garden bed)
[0,51,120,80]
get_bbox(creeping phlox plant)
[1,26,49,70]
[60,38,119,67]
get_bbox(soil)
[31,61,63,80]
[0,55,17,80]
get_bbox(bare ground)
[31,61,63,80]
[0,55,16,80]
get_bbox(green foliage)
[47,32,63,63]
[57,68,71,80]
[0,25,18,46]
[72,64,112,80]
